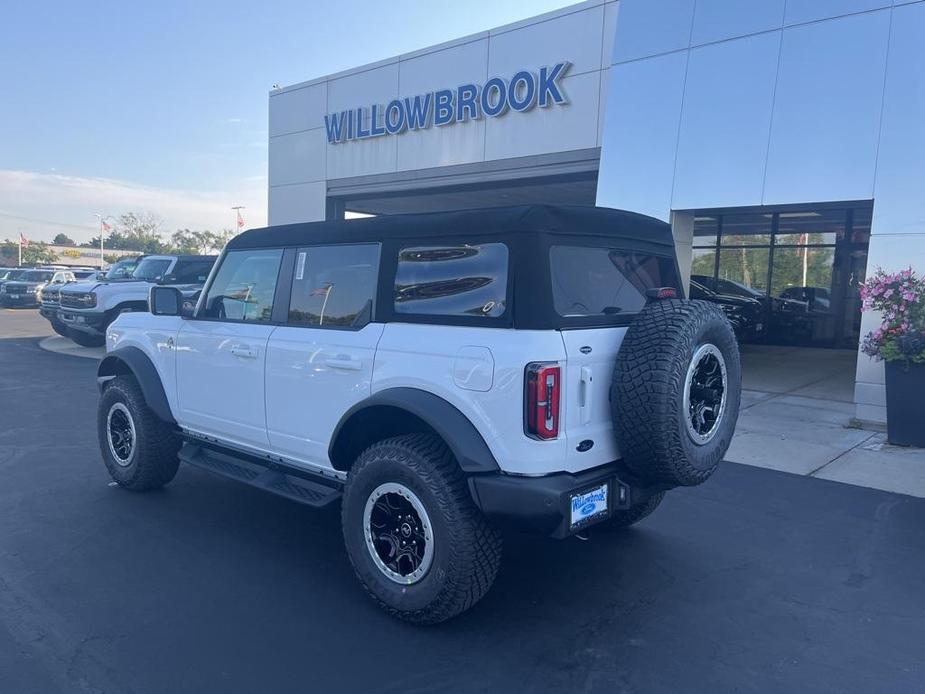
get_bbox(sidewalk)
[727,345,925,498]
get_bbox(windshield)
[131,258,172,281]
[20,270,54,283]
[105,258,138,280]
[1,269,28,281]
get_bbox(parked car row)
[36,254,216,347]
[688,274,827,343]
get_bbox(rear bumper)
[57,309,107,335]
[468,462,663,539]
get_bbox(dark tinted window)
[105,259,137,279]
[201,249,282,322]
[394,244,508,318]
[288,244,379,329]
[132,258,172,281]
[550,246,678,317]
[169,259,215,284]
[22,271,53,282]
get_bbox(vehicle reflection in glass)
[394,244,508,318]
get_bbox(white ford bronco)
[59,254,215,347]
[96,205,741,624]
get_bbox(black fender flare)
[329,388,500,473]
[97,346,175,424]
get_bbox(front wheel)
[97,375,181,490]
[50,319,68,337]
[341,434,502,625]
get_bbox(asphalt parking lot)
[2,309,924,693]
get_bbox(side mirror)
[150,286,183,316]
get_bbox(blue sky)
[1,0,572,243]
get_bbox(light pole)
[93,214,108,269]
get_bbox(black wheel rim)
[106,402,136,466]
[363,483,433,584]
[683,343,727,445]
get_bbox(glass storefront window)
[720,213,772,246]
[771,246,835,311]
[693,216,719,246]
[691,248,717,280]
[775,208,845,245]
[717,247,769,294]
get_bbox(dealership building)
[268,0,925,426]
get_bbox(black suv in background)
[689,278,764,342]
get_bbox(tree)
[52,233,75,246]
[170,228,234,254]
[107,212,168,254]
[0,239,58,265]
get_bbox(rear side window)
[169,259,215,284]
[288,244,379,329]
[394,243,508,318]
[200,249,282,322]
[550,246,678,318]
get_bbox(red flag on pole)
[236,210,245,229]
[19,232,29,247]
[102,221,112,233]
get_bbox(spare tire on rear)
[612,299,741,487]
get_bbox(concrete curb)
[38,336,104,360]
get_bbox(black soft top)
[229,205,674,255]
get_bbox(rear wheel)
[97,375,180,490]
[341,434,502,625]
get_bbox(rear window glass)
[550,246,678,317]
[394,244,508,318]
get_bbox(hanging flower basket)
[860,268,925,446]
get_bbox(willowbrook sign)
[323,61,571,144]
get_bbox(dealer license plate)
[570,483,609,528]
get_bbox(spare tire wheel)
[611,299,741,487]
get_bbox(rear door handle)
[324,356,362,371]
[230,344,258,359]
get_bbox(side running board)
[178,442,342,508]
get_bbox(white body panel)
[175,320,275,450]
[265,323,384,470]
[373,323,575,476]
[107,313,627,478]
[558,327,627,471]
[106,312,184,416]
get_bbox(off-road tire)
[612,299,741,487]
[50,319,68,337]
[97,375,180,490]
[68,328,105,348]
[341,433,502,625]
[598,492,665,530]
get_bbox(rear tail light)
[525,362,561,440]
